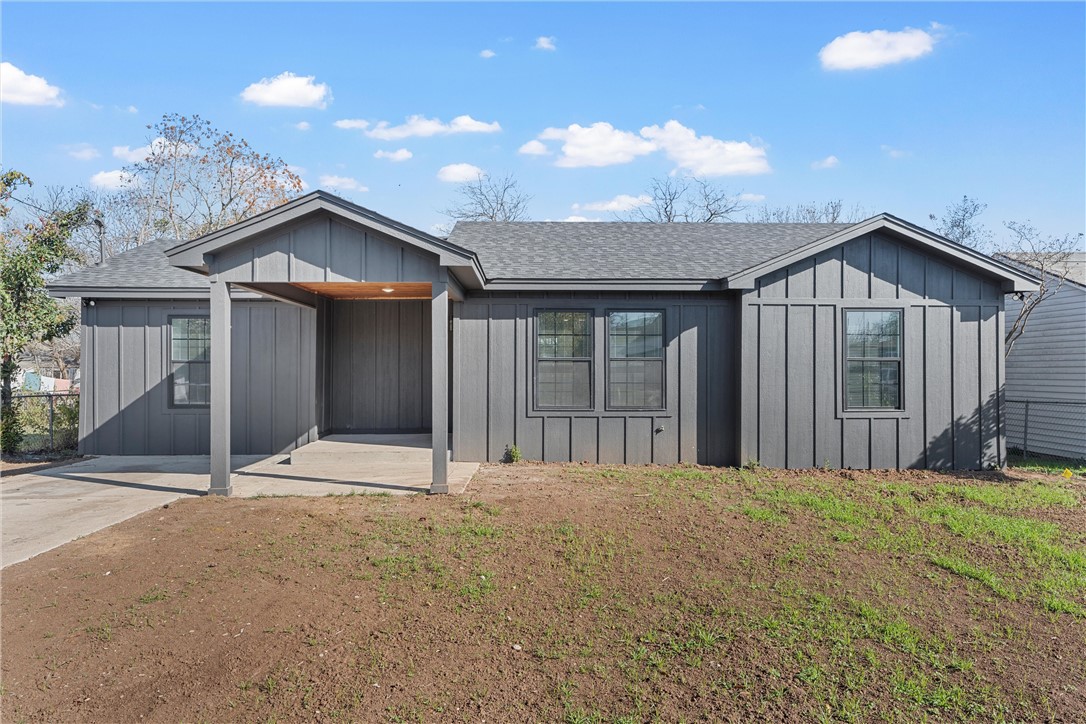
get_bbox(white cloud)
[437,163,484,183]
[294,121,311,131]
[124,105,138,114]
[573,194,652,213]
[334,118,369,130]
[535,36,557,51]
[374,148,413,162]
[318,174,367,192]
[518,139,550,156]
[881,144,911,159]
[739,193,767,203]
[362,114,501,141]
[1,62,64,107]
[65,143,100,161]
[640,121,771,176]
[562,215,600,222]
[89,170,130,189]
[112,143,151,163]
[811,155,840,170]
[480,49,496,59]
[539,122,656,168]
[819,24,942,71]
[240,71,332,109]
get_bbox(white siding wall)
[1004,283,1086,458]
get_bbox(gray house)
[49,191,1038,494]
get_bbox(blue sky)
[2,2,1084,245]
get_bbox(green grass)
[1009,451,1086,476]
[930,553,1014,599]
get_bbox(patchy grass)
[2,464,1084,722]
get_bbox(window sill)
[837,409,910,420]
[528,409,673,419]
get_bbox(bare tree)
[630,176,745,223]
[746,200,867,224]
[996,222,1082,355]
[114,113,303,244]
[929,195,993,250]
[444,173,531,224]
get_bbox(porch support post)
[209,278,232,496]
[431,280,449,493]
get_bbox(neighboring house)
[49,191,1038,494]
[1000,252,1086,460]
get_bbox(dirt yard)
[2,463,1083,722]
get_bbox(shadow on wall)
[921,388,1003,471]
[82,373,313,458]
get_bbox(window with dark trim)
[844,309,902,410]
[169,316,210,408]
[607,311,664,409]
[535,310,592,409]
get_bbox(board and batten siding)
[452,293,737,466]
[321,299,432,433]
[80,299,316,456]
[1004,282,1086,458]
[740,232,1006,470]
[212,216,441,283]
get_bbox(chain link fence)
[1005,398,1086,464]
[4,392,80,454]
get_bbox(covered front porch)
[164,192,484,495]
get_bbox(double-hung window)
[607,311,664,409]
[535,310,592,409]
[169,316,211,408]
[844,309,902,410]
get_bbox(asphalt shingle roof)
[52,222,855,291]
[447,222,851,280]
[51,238,207,291]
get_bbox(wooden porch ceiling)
[291,282,433,300]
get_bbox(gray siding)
[1004,283,1086,458]
[322,299,432,433]
[453,293,736,465]
[214,217,441,283]
[80,299,316,456]
[740,232,1006,470]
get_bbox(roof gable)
[166,191,479,275]
[724,214,1040,293]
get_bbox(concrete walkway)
[2,442,478,568]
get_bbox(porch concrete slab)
[1,455,265,568]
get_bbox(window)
[608,311,664,409]
[169,316,210,407]
[535,310,592,409]
[844,310,902,410]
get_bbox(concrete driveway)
[1,455,264,568]
[2,449,478,568]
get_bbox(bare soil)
[2,463,1084,722]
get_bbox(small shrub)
[503,444,522,463]
[0,400,24,454]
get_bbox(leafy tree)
[1,171,90,452]
[112,113,303,244]
[630,176,745,223]
[444,172,532,224]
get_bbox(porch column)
[431,281,449,493]
[209,278,232,496]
